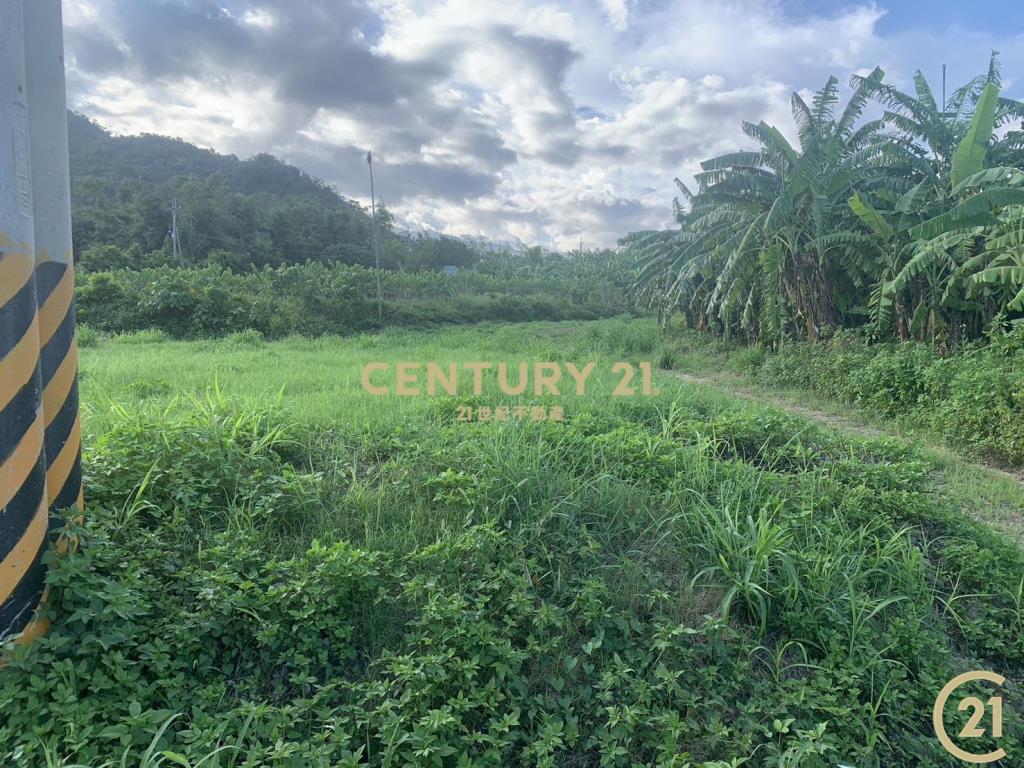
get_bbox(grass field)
[3,318,1023,767]
[77,320,659,432]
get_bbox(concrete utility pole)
[942,64,947,113]
[170,196,183,266]
[1,0,83,644]
[367,151,383,322]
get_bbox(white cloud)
[63,0,101,25]
[600,0,631,31]
[63,0,1024,249]
[240,8,276,29]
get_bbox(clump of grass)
[121,378,174,399]
[76,324,102,348]
[224,328,265,347]
[113,328,170,344]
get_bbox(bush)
[75,259,638,339]
[76,324,101,348]
[112,328,170,344]
[727,346,766,373]
[741,330,1024,466]
[226,328,266,346]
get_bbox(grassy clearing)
[2,318,1023,766]
[77,319,654,432]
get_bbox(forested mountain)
[67,113,478,271]
[69,112,341,201]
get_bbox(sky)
[63,0,1024,249]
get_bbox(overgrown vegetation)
[2,321,1022,766]
[75,253,636,338]
[657,321,1024,468]
[628,54,1024,346]
[7,61,1018,768]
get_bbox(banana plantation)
[628,55,1024,347]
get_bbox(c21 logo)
[932,670,1008,764]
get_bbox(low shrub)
[717,328,1024,466]
[225,328,266,346]
[75,258,638,340]
[112,328,171,344]
[76,324,101,348]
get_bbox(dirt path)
[667,368,1024,544]
[670,368,1024,482]
[669,370,891,440]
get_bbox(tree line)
[75,252,637,339]
[627,55,1024,348]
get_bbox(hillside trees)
[72,174,381,271]
[69,117,382,270]
[68,113,473,272]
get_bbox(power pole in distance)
[367,151,383,323]
[170,197,183,267]
[942,64,947,114]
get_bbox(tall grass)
[2,319,1022,766]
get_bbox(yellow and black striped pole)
[26,0,83,522]
[1,0,50,644]
[1,0,81,645]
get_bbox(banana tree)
[630,70,887,343]
[627,54,1024,346]
[911,168,1024,323]
[853,65,1024,343]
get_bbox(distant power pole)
[367,151,383,323]
[170,197,183,266]
[942,64,947,113]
